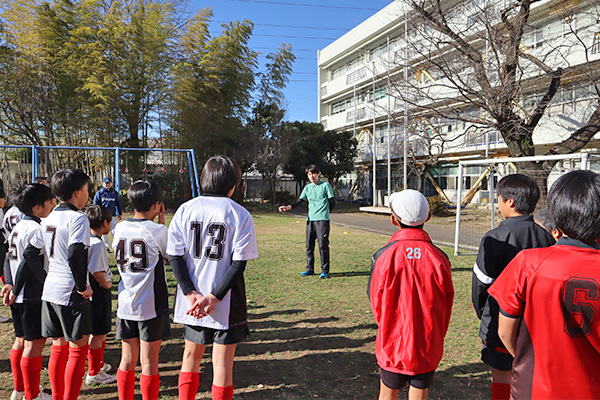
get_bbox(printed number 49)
[406,247,421,259]
[115,239,148,273]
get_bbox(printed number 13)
[191,222,226,261]
[406,247,421,259]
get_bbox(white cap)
[389,189,430,226]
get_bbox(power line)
[214,20,349,31]
[209,30,336,40]
[254,46,316,52]
[254,33,336,40]
[221,0,379,11]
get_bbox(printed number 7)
[406,247,421,259]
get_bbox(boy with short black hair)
[1,183,54,400]
[113,180,169,400]
[24,168,93,400]
[490,170,600,398]
[368,189,454,400]
[168,155,258,400]
[471,173,554,400]
[534,207,561,241]
[83,205,116,386]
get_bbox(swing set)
[0,144,201,200]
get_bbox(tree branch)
[526,68,562,129]
[546,104,600,156]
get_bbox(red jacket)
[369,228,454,374]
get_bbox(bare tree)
[385,0,600,188]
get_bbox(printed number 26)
[406,247,421,259]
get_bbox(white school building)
[317,0,600,205]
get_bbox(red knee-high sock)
[64,345,89,400]
[212,384,233,400]
[21,356,43,400]
[140,374,160,400]
[178,372,200,400]
[49,344,69,400]
[10,348,24,392]
[88,345,104,376]
[117,369,136,400]
[491,383,512,400]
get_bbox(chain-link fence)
[454,152,597,255]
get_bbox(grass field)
[0,212,490,399]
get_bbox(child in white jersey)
[4,202,24,234]
[168,156,258,400]
[2,183,54,400]
[25,169,93,400]
[113,180,169,400]
[0,188,9,324]
[83,205,116,386]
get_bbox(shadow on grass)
[248,308,307,319]
[249,316,338,329]
[328,271,370,277]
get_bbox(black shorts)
[380,368,436,390]
[481,339,513,371]
[116,312,171,342]
[11,301,43,341]
[183,322,249,345]
[90,288,112,336]
[42,300,92,342]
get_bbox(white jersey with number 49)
[168,196,258,330]
[31,203,90,306]
[113,218,169,322]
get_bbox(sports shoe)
[0,314,10,323]
[10,390,24,400]
[300,270,315,276]
[101,362,112,373]
[319,273,329,279]
[85,370,117,385]
[31,392,52,400]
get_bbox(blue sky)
[188,0,390,123]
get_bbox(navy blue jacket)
[93,187,123,216]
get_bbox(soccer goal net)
[454,151,600,255]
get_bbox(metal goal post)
[454,151,596,255]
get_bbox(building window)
[592,32,600,54]
[562,14,576,37]
[347,68,367,84]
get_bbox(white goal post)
[454,152,595,255]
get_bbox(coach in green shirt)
[279,165,335,278]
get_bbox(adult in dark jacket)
[93,177,122,248]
